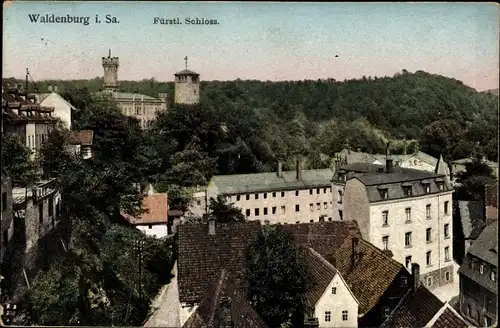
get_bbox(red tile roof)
[304,248,338,308]
[68,130,94,146]
[182,270,267,328]
[332,236,409,315]
[121,194,168,225]
[431,307,468,328]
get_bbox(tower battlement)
[102,57,119,66]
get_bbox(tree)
[37,120,72,179]
[208,195,246,222]
[1,133,39,186]
[455,155,497,201]
[246,225,311,328]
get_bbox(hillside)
[3,70,498,168]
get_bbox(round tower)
[102,49,119,91]
[174,56,200,104]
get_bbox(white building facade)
[342,160,455,290]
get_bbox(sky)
[3,2,499,91]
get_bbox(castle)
[98,50,200,128]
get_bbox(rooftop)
[467,222,498,267]
[95,91,163,102]
[68,130,94,146]
[455,200,486,240]
[175,69,200,76]
[304,247,340,308]
[121,194,168,225]
[430,304,469,328]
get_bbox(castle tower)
[102,49,119,91]
[174,56,200,104]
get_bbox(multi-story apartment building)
[342,159,454,290]
[458,223,497,327]
[206,161,335,224]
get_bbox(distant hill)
[482,88,499,96]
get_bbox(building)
[1,170,14,264]
[451,157,499,180]
[207,161,335,224]
[380,264,466,328]
[98,50,168,129]
[182,270,267,328]
[174,57,200,104]
[67,130,94,159]
[458,223,497,327]
[342,160,455,290]
[187,186,208,218]
[304,247,359,328]
[2,85,58,159]
[33,86,77,130]
[121,184,170,238]
[453,200,487,264]
[485,185,498,222]
[330,236,412,327]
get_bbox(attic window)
[437,183,444,191]
[377,167,385,173]
[378,188,388,200]
[403,186,413,196]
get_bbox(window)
[2,192,6,211]
[379,189,388,199]
[405,232,412,247]
[324,202,328,209]
[426,251,432,266]
[328,217,332,221]
[444,201,449,215]
[324,187,327,193]
[339,210,343,220]
[246,209,250,216]
[401,276,408,286]
[382,236,389,250]
[246,194,250,200]
[405,256,412,270]
[296,221,300,224]
[405,208,411,222]
[342,310,348,321]
[272,206,277,215]
[255,208,260,216]
[272,192,276,198]
[426,228,432,242]
[309,189,313,195]
[281,191,285,197]
[197,198,202,206]
[148,225,152,229]
[491,269,496,281]
[263,207,268,215]
[426,204,431,219]
[444,224,449,238]
[264,193,267,199]
[310,203,314,211]
[39,203,44,223]
[310,219,314,223]
[295,204,300,212]
[445,247,450,261]
[295,190,299,196]
[424,184,431,193]
[281,206,286,214]
[228,196,232,202]
[316,188,320,194]
[255,193,259,200]
[332,287,337,294]
[383,306,391,317]
[403,186,413,196]
[316,203,320,210]
[236,195,240,201]
[438,183,444,191]
[480,264,484,274]
[325,311,331,322]
[427,277,432,287]
[466,304,471,316]
[445,271,450,281]
[48,197,54,218]
[382,211,389,226]
[338,190,343,204]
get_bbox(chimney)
[217,297,233,328]
[208,217,216,236]
[48,84,53,92]
[277,161,283,178]
[304,317,319,328]
[296,158,303,181]
[386,159,394,173]
[351,237,360,267]
[412,263,420,291]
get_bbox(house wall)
[314,274,358,328]
[331,183,345,221]
[188,191,207,217]
[368,191,454,289]
[175,75,200,104]
[136,224,169,238]
[179,304,198,327]
[400,157,435,172]
[214,186,335,224]
[116,98,168,129]
[460,275,498,327]
[344,179,371,242]
[26,122,36,157]
[40,93,72,130]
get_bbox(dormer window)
[421,181,431,193]
[438,183,444,191]
[378,187,389,200]
[403,186,412,196]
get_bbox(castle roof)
[94,91,162,102]
[175,69,200,76]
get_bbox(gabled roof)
[281,221,361,259]
[455,200,486,240]
[178,221,262,304]
[467,222,498,266]
[121,194,168,225]
[336,149,380,165]
[182,270,267,328]
[332,236,408,315]
[68,130,94,146]
[209,168,334,195]
[428,303,469,328]
[304,248,339,307]
[37,92,79,111]
[435,154,450,176]
[380,285,444,328]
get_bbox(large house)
[458,222,497,327]
[330,236,412,327]
[206,161,335,224]
[33,86,77,130]
[341,159,455,290]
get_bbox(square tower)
[174,58,200,105]
[102,49,119,91]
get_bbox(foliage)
[208,195,246,223]
[1,133,39,186]
[37,120,72,179]
[455,155,497,201]
[246,225,311,328]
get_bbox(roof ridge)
[207,270,227,326]
[308,247,337,273]
[359,238,405,267]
